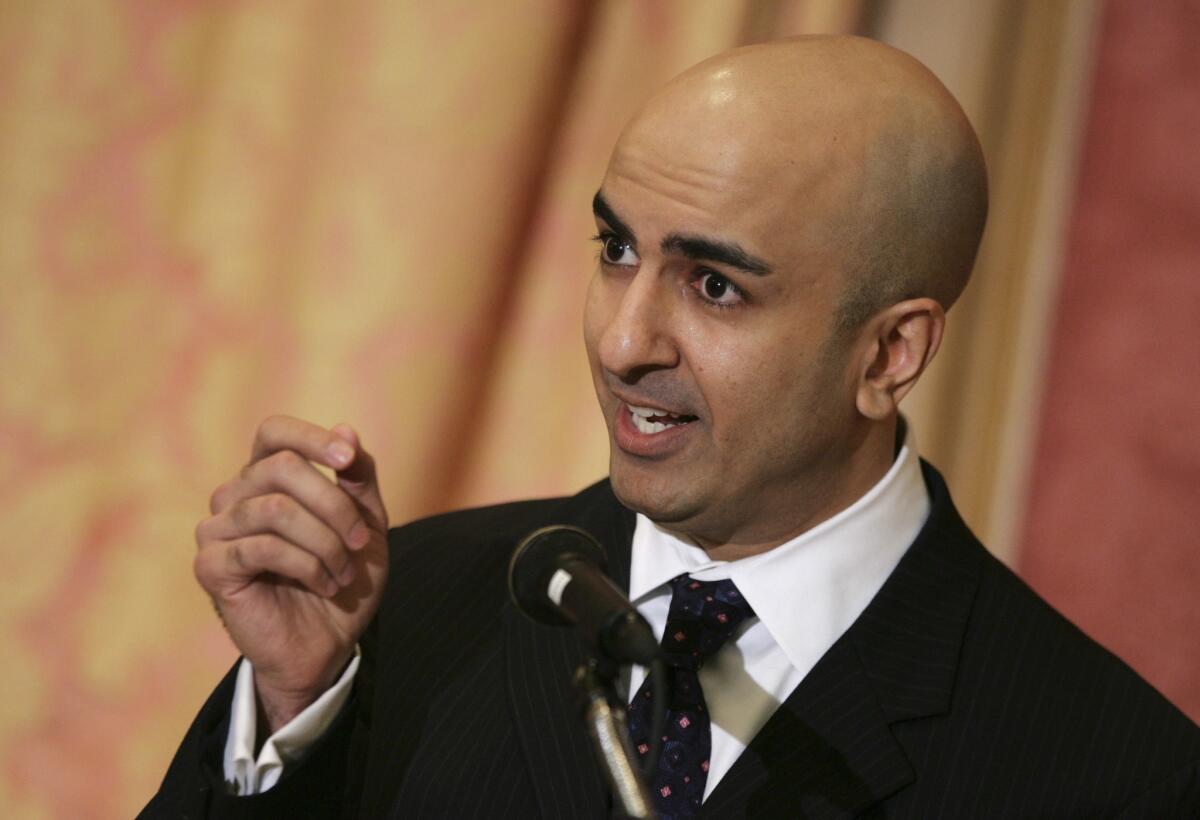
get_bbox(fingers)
[196,416,388,602]
[251,415,357,473]
[195,534,340,598]
[203,493,357,586]
[210,448,369,551]
[330,423,358,449]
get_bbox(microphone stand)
[573,657,658,819]
[507,525,665,817]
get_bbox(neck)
[688,417,900,562]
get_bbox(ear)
[854,298,945,420]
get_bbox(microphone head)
[508,525,608,626]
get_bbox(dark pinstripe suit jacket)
[143,462,1200,818]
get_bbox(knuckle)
[239,458,258,481]
[193,550,216,587]
[253,415,287,453]
[194,517,213,546]
[269,448,304,476]
[209,481,233,514]
[230,497,252,529]
[258,414,285,437]
[261,492,294,521]
[227,540,246,571]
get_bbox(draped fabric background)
[1018,0,1200,741]
[0,2,1195,817]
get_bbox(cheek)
[582,273,607,361]
[691,336,775,432]
[697,332,825,445]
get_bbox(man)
[143,36,1200,818]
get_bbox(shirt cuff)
[222,649,361,795]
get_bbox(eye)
[692,270,744,308]
[593,232,640,267]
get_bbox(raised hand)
[193,416,390,733]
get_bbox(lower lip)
[613,403,697,458]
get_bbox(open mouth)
[627,404,699,434]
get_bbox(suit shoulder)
[963,548,1200,757]
[973,551,1161,688]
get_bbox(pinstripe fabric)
[142,464,1200,819]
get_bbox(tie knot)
[660,575,755,671]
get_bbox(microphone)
[508,525,659,665]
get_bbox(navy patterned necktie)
[626,575,756,818]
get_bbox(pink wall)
[1019,0,1200,722]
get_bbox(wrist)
[255,689,311,741]
[253,652,355,736]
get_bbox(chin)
[608,458,702,526]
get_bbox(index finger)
[250,415,356,472]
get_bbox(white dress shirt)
[226,425,930,798]
[224,650,360,794]
[625,424,929,798]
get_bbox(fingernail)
[347,520,369,549]
[325,578,340,597]
[339,563,357,586]
[328,442,354,466]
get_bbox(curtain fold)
[4,2,1184,817]
[1018,0,1200,724]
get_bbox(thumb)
[331,423,387,530]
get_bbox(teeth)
[628,404,669,420]
[627,403,688,435]
[632,414,671,434]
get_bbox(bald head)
[614,35,988,333]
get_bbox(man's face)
[583,109,867,549]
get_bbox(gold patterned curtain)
[0,2,1100,816]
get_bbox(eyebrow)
[592,191,636,241]
[592,190,773,276]
[660,233,772,276]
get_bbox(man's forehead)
[598,116,853,266]
[603,72,872,239]
[616,84,852,179]
[599,35,969,226]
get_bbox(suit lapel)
[501,464,983,819]
[704,462,984,819]
[703,636,914,819]
[503,482,636,820]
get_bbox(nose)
[595,268,679,381]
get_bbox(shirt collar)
[628,421,930,675]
